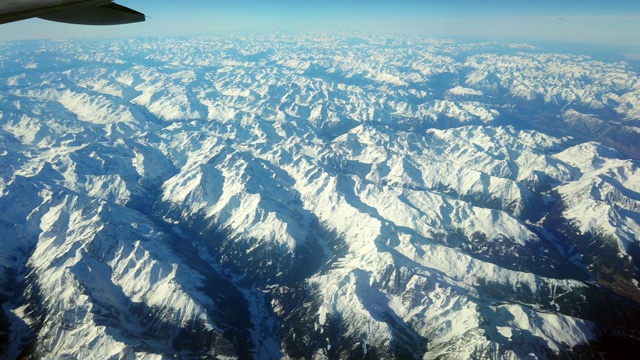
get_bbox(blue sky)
[1,1,640,54]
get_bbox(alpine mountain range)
[1,33,639,359]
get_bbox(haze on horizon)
[1,0,640,58]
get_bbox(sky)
[1,1,640,55]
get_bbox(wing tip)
[39,3,145,25]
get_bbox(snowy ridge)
[1,34,639,359]
[3,186,248,359]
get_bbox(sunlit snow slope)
[1,34,640,359]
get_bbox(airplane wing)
[0,0,145,25]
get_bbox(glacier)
[1,34,639,359]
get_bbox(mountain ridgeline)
[0,34,639,359]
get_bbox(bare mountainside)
[0,34,639,359]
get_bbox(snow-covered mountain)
[1,34,639,359]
